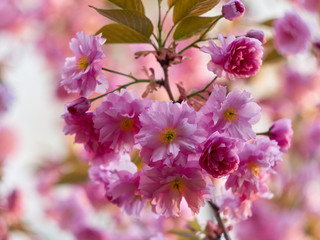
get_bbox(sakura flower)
[93,90,151,153]
[61,32,108,97]
[226,138,282,200]
[199,132,243,178]
[75,227,108,240]
[222,0,245,21]
[139,163,212,216]
[199,85,261,141]
[135,101,206,167]
[273,12,311,55]
[246,29,266,44]
[105,171,146,216]
[269,118,293,153]
[201,34,263,80]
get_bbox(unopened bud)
[222,0,245,21]
[67,97,90,115]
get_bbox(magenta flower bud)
[246,29,266,44]
[269,118,293,153]
[199,132,243,178]
[67,97,90,115]
[222,0,245,21]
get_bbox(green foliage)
[167,228,200,240]
[90,7,153,38]
[107,0,145,15]
[96,24,150,43]
[173,16,220,40]
[187,219,202,232]
[173,0,220,24]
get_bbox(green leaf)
[261,18,274,27]
[168,0,178,7]
[107,0,145,15]
[97,24,150,43]
[264,48,284,63]
[188,219,202,232]
[167,228,200,239]
[90,7,153,38]
[173,16,220,40]
[173,0,220,24]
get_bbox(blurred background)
[0,0,320,239]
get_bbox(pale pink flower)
[0,0,20,29]
[139,162,212,216]
[93,90,151,153]
[199,132,243,178]
[61,32,108,97]
[105,171,146,216]
[273,12,311,55]
[199,85,261,141]
[201,34,263,80]
[226,138,282,200]
[222,0,245,21]
[269,118,293,153]
[0,84,12,116]
[135,101,206,167]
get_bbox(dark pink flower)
[222,0,245,20]
[201,34,263,80]
[269,118,293,153]
[67,97,91,115]
[273,12,311,55]
[61,32,108,97]
[246,29,266,44]
[75,227,108,240]
[199,132,243,178]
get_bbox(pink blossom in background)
[93,90,151,153]
[199,132,243,178]
[75,226,108,240]
[0,0,20,29]
[201,34,263,80]
[61,32,108,97]
[199,85,261,141]
[226,138,282,199]
[273,12,311,55]
[222,0,245,21]
[136,101,206,167]
[0,84,12,116]
[140,163,212,216]
[269,118,293,153]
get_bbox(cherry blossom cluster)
[61,28,293,220]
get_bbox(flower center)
[160,128,176,143]
[76,56,89,71]
[169,178,184,194]
[120,118,135,131]
[248,163,260,177]
[224,108,239,121]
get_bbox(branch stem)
[208,201,231,240]
[187,76,218,99]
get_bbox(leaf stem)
[102,67,142,81]
[178,15,223,55]
[88,79,150,103]
[187,76,218,99]
[208,201,231,240]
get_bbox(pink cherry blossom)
[269,118,293,153]
[201,34,263,80]
[139,163,212,216]
[199,85,261,141]
[61,32,108,97]
[199,132,243,178]
[226,138,282,200]
[273,12,311,55]
[222,0,245,21]
[93,89,151,153]
[135,101,206,167]
[246,29,266,44]
[67,97,91,115]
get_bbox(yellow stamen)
[120,118,135,131]
[224,108,239,121]
[160,128,176,143]
[76,56,89,71]
[170,178,185,194]
[248,162,260,177]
